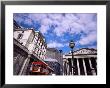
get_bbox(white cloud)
[27,14,51,34]
[23,19,33,26]
[86,21,97,31]
[47,41,64,48]
[47,13,64,22]
[87,45,97,49]
[28,14,47,22]
[53,14,79,36]
[53,13,96,36]
[69,23,84,34]
[79,32,97,45]
[76,13,95,24]
[14,13,97,37]
[39,25,49,34]
[14,13,97,53]
[53,26,68,36]
[65,13,79,21]
[41,18,53,26]
[14,13,97,47]
[14,15,24,24]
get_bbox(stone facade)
[46,48,63,75]
[33,31,47,60]
[14,29,35,49]
[13,22,49,75]
[63,48,97,75]
[45,61,61,75]
[13,39,29,75]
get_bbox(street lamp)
[59,50,62,53]
[59,50,63,75]
[69,40,75,75]
[69,40,75,49]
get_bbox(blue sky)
[14,13,97,54]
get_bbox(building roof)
[47,48,59,53]
[44,58,58,62]
[65,48,97,56]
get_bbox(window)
[17,33,23,39]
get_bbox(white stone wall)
[63,48,97,59]
[14,30,33,47]
[14,31,22,39]
[28,43,35,53]
[14,29,47,60]
[74,48,97,55]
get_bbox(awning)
[32,61,54,72]
[32,61,48,66]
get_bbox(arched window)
[17,33,23,39]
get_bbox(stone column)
[82,58,87,75]
[68,58,72,75]
[89,58,92,69]
[64,59,68,75]
[71,58,73,75]
[65,61,68,75]
[89,58,96,75]
[67,63,70,75]
[19,54,31,75]
[76,58,80,75]
[63,61,67,75]
[63,60,65,75]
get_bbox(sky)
[13,13,97,54]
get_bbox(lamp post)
[69,40,75,75]
[59,50,63,75]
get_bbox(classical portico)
[63,48,97,75]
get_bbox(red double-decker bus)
[29,61,54,75]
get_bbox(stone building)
[46,48,63,75]
[14,28,35,49]
[63,48,97,75]
[13,37,47,75]
[13,38,29,75]
[14,28,47,60]
[13,24,48,75]
[44,58,61,75]
[33,31,47,60]
[13,28,36,75]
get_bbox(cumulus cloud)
[53,13,96,36]
[14,14,24,24]
[76,13,95,24]
[79,32,97,45]
[28,14,47,22]
[65,14,79,21]
[47,13,64,21]
[14,13,97,52]
[14,13,96,36]
[23,19,33,26]
[87,45,97,49]
[47,41,64,48]
[39,25,49,34]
